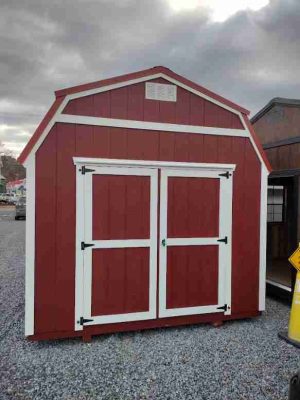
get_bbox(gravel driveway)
[0,208,299,400]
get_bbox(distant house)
[252,98,300,300]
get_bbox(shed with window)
[19,66,271,341]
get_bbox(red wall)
[35,123,261,335]
[62,78,244,130]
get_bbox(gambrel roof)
[18,66,271,171]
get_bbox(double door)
[76,162,233,329]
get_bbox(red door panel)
[166,245,219,309]
[167,177,219,238]
[92,175,150,240]
[91,248,150,316]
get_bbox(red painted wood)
[93,91,111,118]
[62,78,245,130]
[33,119,262,339]
[190,93,204,125]
[55,123,76,331]
[20,67,262,166]
[92,126,110,158]
[127,83,144,120]
[35,126,57,333]
[92,175,150,240]
[175,87,190,125]
[28,310,260,341]
[55,66,249,115]
[167,177,219,238]
[110,86,128,119]
[91,248,149,315]
[166,246,218,308]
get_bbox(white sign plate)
[145,82,177,102]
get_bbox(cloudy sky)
[1,0,300,156]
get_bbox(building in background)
[0,156,6,193]
[252,98,300,301]
[6,179,26,196]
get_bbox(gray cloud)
[1,0,300,155]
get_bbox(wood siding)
[34,124,261,335]
[254,104,300,145]
[264,144,300,170]
[62,78,244,130]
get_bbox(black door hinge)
[217,236,228,244]
[217,304,228,312]
[80,166,95,175]
[219,171,231,179]
[81,241,95,250]
[78,317,94,326]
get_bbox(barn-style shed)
[19,66,271,341]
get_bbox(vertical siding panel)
[127,130,159,161]
[110,128,128,159]
[217,136,232,163]
[202,135,218,163]
[35,126,57,333]
[159,132,175,161]
[159,101,176,123]
[240,140,261,312]
[176,87,190,125]
[231,113,244,129]
[188,134,204,162]
[190,94,204,125]
[75,124,94,157]
[93,91,111,118]
[216,107,232,128]
[174,133,189,162]
[55,124,76,331]
[127,83,144,120]
[72,96,94,116]
[63,100,77,115]
[93,126,110,157]
[110,86,128,119]
[230,137,247,314]
[144,100,160,122]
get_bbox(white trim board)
[73,157,236,172]
[24,154,35,336]
[56,114,248,137]
[259,166,268,311]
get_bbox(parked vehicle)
[0,193,13,204]
[15,196,26,220]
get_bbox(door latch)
[161,239,166,247]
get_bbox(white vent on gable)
[145,82,177,102]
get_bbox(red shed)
[19,66,271,341]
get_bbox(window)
[267,185,285,222]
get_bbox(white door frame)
[74,157,235,330]
[74,163,157,329]
[159,168,234,318]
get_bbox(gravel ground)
[0,208,299,400]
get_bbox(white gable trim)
[56,114,248,137]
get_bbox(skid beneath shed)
[28,311,260,341]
